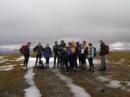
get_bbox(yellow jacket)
[71,46,76,53]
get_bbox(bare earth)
[0,52,130,97]
[34,68,74,97]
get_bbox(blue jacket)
[43,47,52,58]
[76,43,82,56]
[66,47,72,56]
[88,46,94,58]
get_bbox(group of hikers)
[19,40,109,72]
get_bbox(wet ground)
[0,53,130,97]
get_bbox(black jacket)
[53,44,59,56]
[100,42,106,56]
[33,45,44,56]
[58,43,66,57]
[24,46,30,57]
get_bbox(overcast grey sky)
[0,0,130,45]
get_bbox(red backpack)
[19,45,27,54]
[105,45,109,54]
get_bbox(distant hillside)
[0,45,20,54]
[0,42,130,54]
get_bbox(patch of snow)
[47,57,54,68]
[15,56,23,61]
[0,56,3,59]
[120,59,125,62]
[24,58,42,97]
[24,68,35,86]
[27,58,36,67]
[0,59,8,63]
[114,61,122,65]
[97,76,130,91]
[97,76,110,82]
[26,57,52,68]
[0,65,14,71]
[126,82,130,86]
[53,69,91,97]
[24,86,42,97]
[107,80,122,89]
[93,59,100,64]
[121,86,127,90]
[19,57,101,69]
[0,60,5,63]
[113,58,126,65]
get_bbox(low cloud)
[0,0,130,45]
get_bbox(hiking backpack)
[39,60,44,67]
[19,45,27,54]
[105,45,109,54]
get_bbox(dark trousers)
[64,56,71,72]
[100,56,106,71]
[24,55,29,67]
[71,54,78,70]
[54,55,59,68]
[45,57,50,67]
[81,54,87,67]
[59,56,64,68]
[88,58,94,71]
[78,55,82,66]
[35,55,42,66]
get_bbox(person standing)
[76,42,82,68]
[99,40,107,71]
[33,42,44,67]
[87,43,95,71]
[19,42,31,68]
[64,42,72,72]
[80,40,88,69]
[43,44,52,68]
[53,41,59,69]
[71,41,78,70]
[58,40,66,68]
